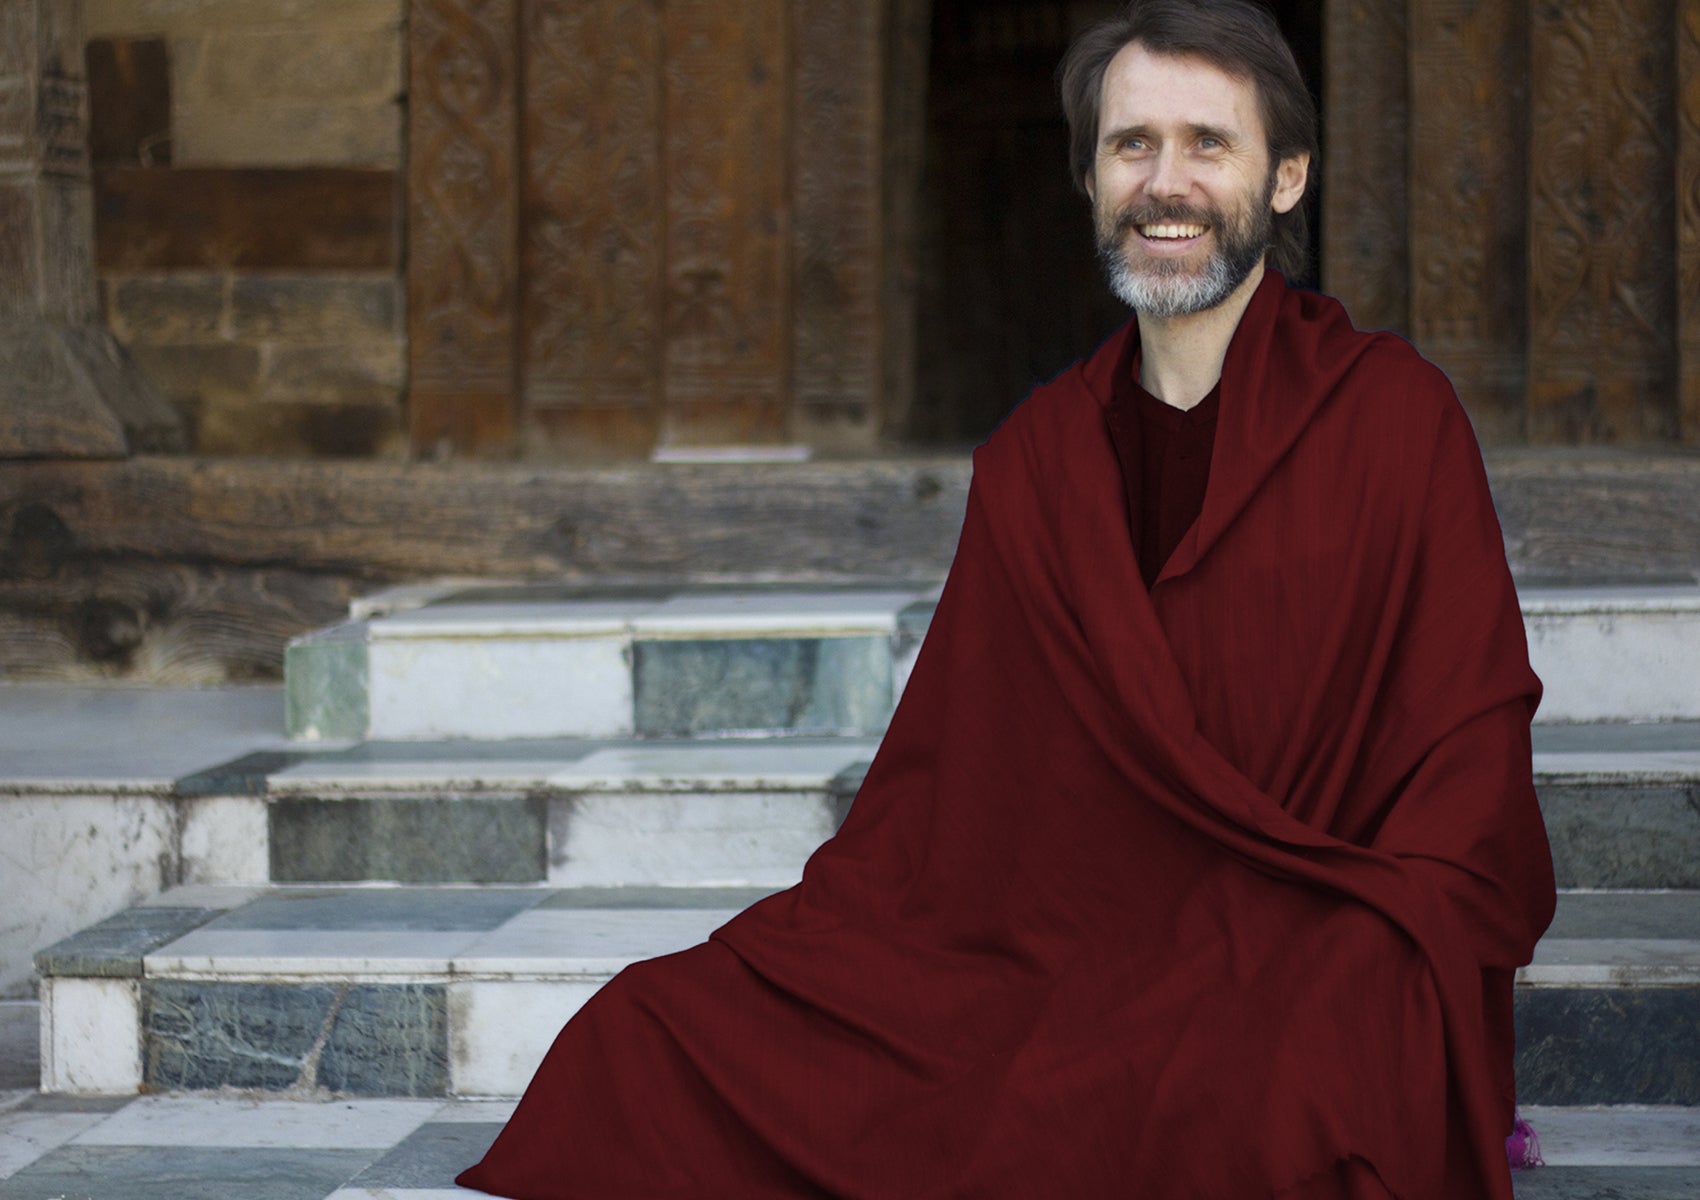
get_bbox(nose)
[1144,145,1190,202]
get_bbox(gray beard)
[1098,243,1249,318]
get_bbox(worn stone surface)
[229,277,398,341]
[269,796,548,884]
[175,29,401,107]
[1511,1167,1700,1198]
[128,341,261,403]
[192,397,405,458]
[143,980,447,1095]
[345,1122,504,1188]
[34,907,218,979]
[86,0,404,37]
[633,636,893,736]
[103,273,226,342]
[1539,784,1700,889]
[0,1145,381,1199]
[1515,987,1700,1105]
[173,99,402,169]
[264,341,405,404]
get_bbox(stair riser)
[1538,783,1700,889]
[42,973,1698,1104]
[1527,608,1700,723]
[268,791,844,888]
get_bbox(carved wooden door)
[406,0,886,460]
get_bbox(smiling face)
[1087,43,1307,319]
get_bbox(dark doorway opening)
[906,0,1325,446]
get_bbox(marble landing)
[0,1095,1694,1197]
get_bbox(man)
[460,3,1554,1197]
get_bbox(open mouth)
[1137,222,1207,243]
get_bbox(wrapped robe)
[459,270,1556,1199]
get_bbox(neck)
[1136,261,1266,410]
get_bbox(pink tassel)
[1505,1109,1544,1170]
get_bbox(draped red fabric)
[458,271,1556,1199]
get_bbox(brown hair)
[1058,0,1318,278]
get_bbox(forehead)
[1098,42,1265,142]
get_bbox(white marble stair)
[285,583,1700,743]
[286,584,936,742]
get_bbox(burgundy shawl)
[460,271,1556,1199]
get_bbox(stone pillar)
[0,0,180,458]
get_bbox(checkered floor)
[2,1089,1699,1198]
[0,1092,507,1199]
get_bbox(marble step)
[286,584,936,742]
[33,886,1700,1106]
[285,583,1700,742]
[187,722,1698,890]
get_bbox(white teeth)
[1139,223,1205,239]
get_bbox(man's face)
[1087,43,1306,318]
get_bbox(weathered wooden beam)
[1528,0,1680,444]
[1321,0,1409,336]
[1407,0,1528,444]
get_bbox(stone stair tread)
[42,886,1699,987]
[267,736,879,794]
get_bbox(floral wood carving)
[1408,0,1528,444]
[791,0,883,447]
[1321,0,1409,338]
[1678,2,1700,444]
[660,0,790,446]
[1528,0,1678,444]
[407,0,520,453]
[522,0,663,457]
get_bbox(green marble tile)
[210,886,545,931]
[537,885,780,910]
[35,907,220,978]
[269,795,549,884]
[634,636,893,736]
[1515,986,1700,1105]
[1538,783,1700,888]
[143,981,447,1096]
[285,623,369,741]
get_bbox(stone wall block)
[129,341,263,405]
[172,100,402,168]
[229,276,398,341]
[103,273,227,342]
[262,339,406,404]
[177,29,401,107]
[193,396,404,457]
[87,0,404,38]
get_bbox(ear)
[1084,169,1097,203]
[1270,152,1309,215]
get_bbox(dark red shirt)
[1105,336,1221,587]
